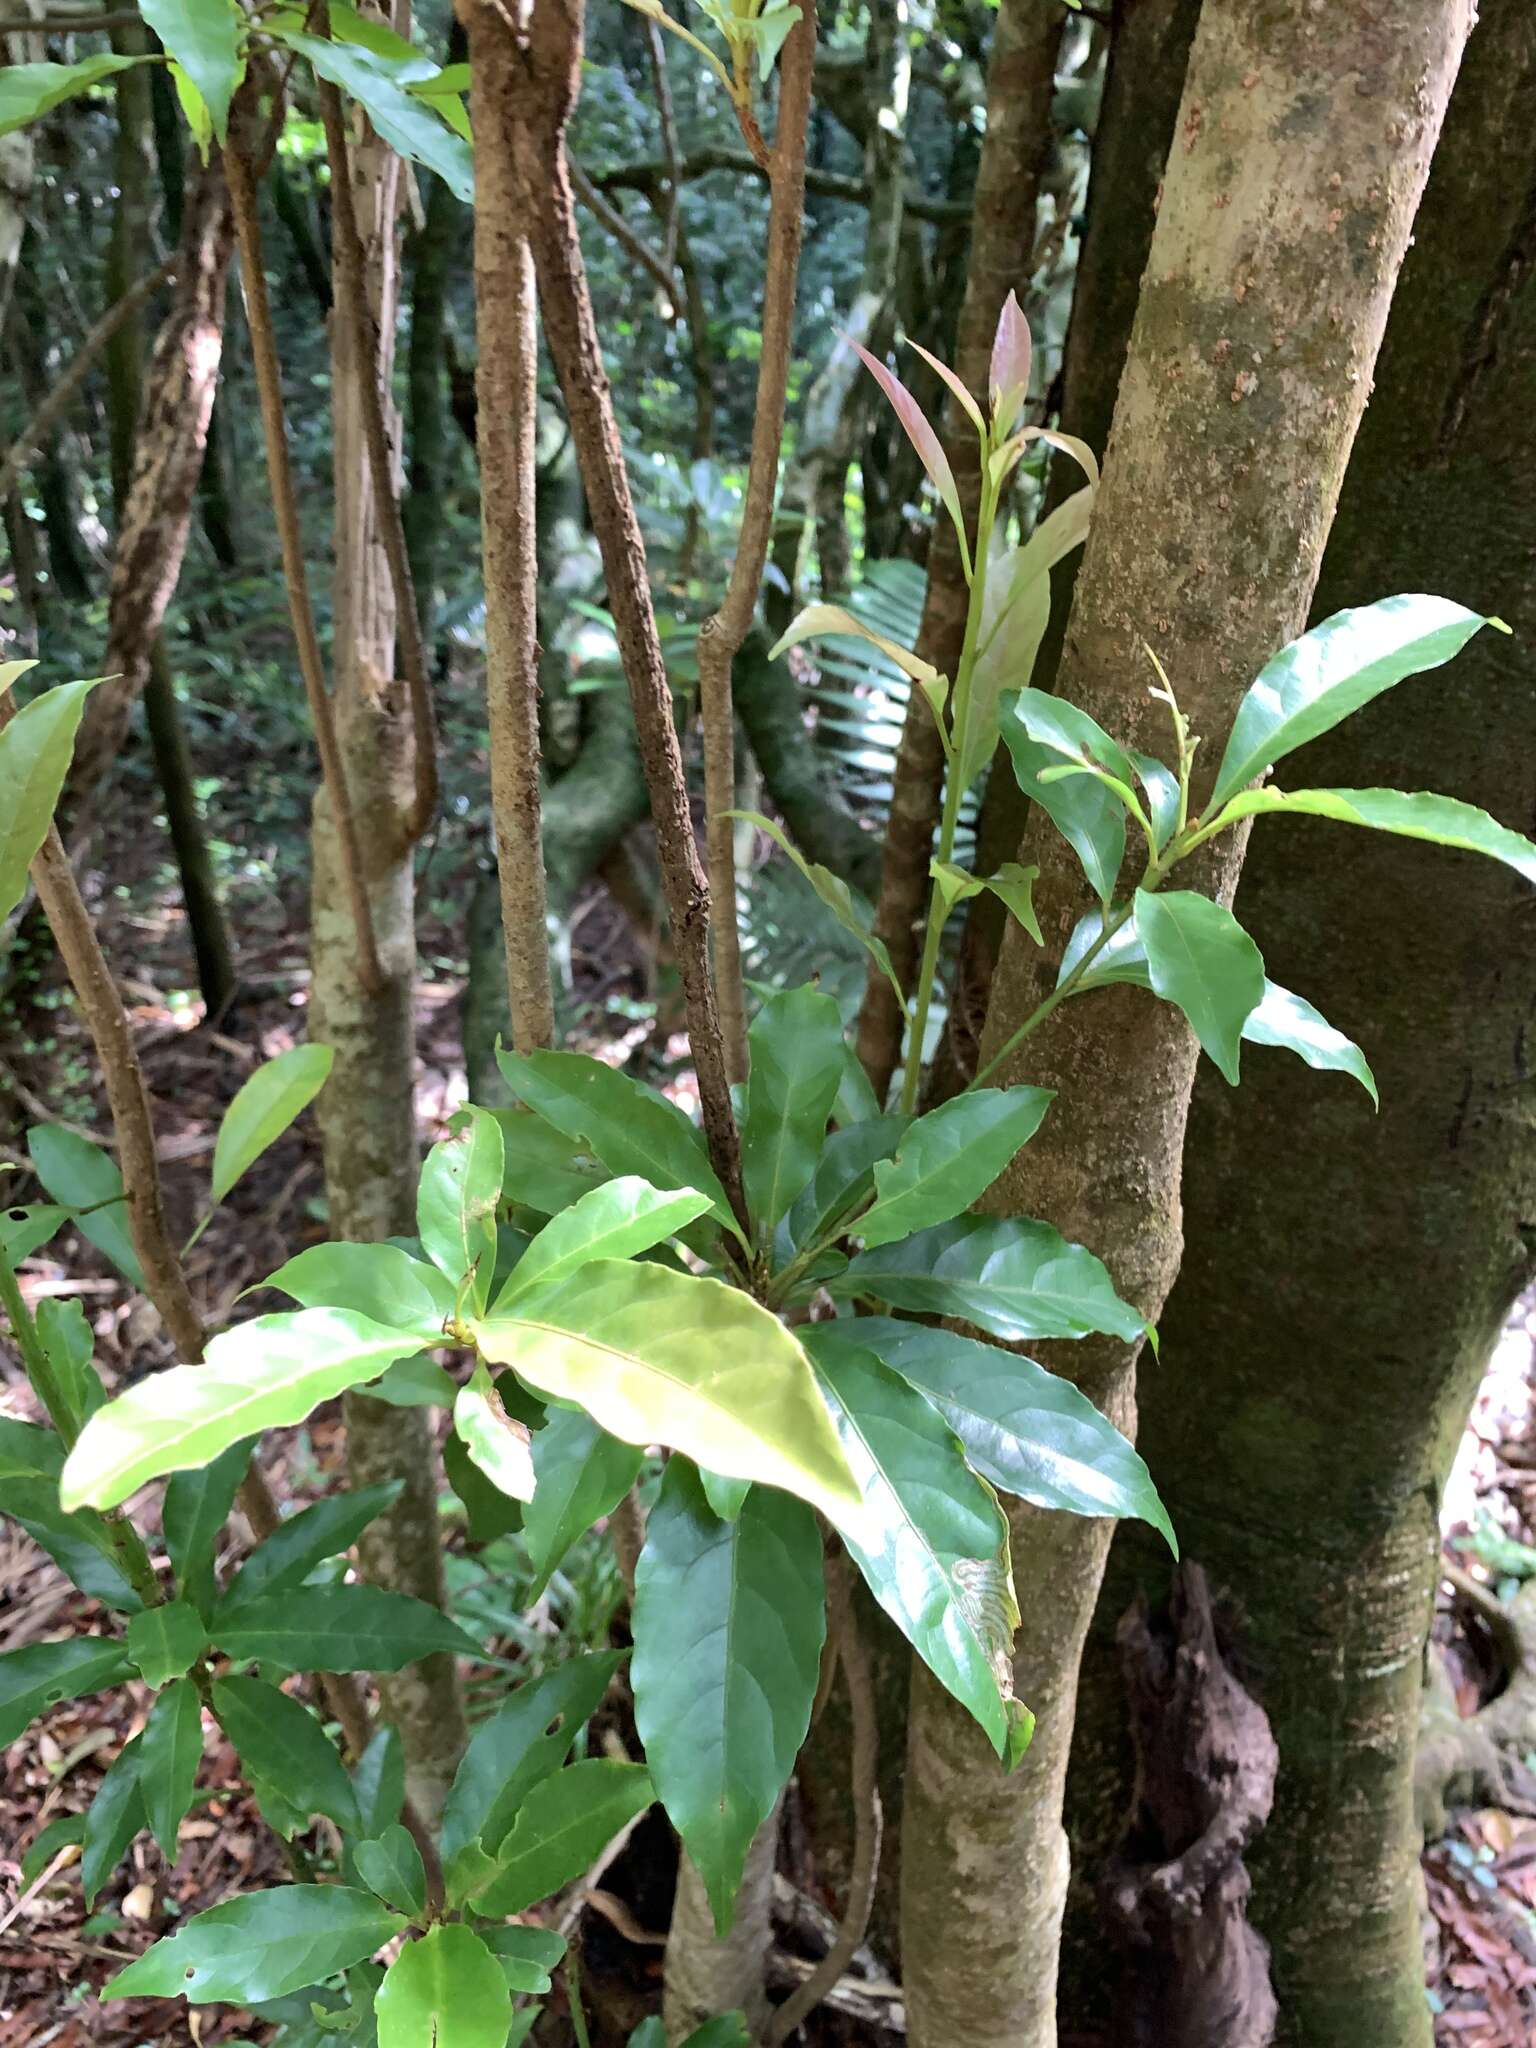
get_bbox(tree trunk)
[403,17,467,650]
[1063,7,1536,2042]
[310,91,466,1825]
[66,154,235,817]
[853,0,1062,1102]
[143,639,237,1019]
[899,7,1475,2045]
[99,43,236,1019]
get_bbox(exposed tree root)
[1101,1564,1279,2048]
[1417,1573,1536,1840]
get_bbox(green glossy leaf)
[364,1354,460,1407]
[470,1760,654,1915]
[0,55,148,135]
[833,1043,882,1128]
[741,986,845,1232]
[418,1109,503,1313]
[1209,596,1498,811]
[804,1332,1018,1755]
[35,1296,105,1436]
[1055,908,1150,994]
[106,1885,407,2004]
[212,1676,363,1834]
[858,1085,1053,1249]
[998,692,1125,904]
[264,1242,455,1333]
[1130,751,1181,851]
[26,1124,144,1288]
[960,492,1092,792]
[480,1922,566,1995]
[270,30,473,199]
[680,2020,752,2048]
[1058,914,1374,1104]
[353,1725,405,1838]
[834,1214,1144,1344]
[126,1599,208,1687]
[354,1823,427,1919]
[213,1585,477,1672]
[1133,888,1265,1086]
[82,1733,146,1905]
[1242,980,1378,1104]
[139,1678,204,1857]
[770,602,941,692]
[440,1651,625,1863]
[698,1468,750,1520]
[210,1046,334,1208]
[1213,784,1536,882]
[376,1924,509,2048]
[163,1437,252,1616]
[981,863,1044,943]
[443,1427,525,1543]
[473,1260,863,1530]
[221,1481,404,1610]
[522,1406,643,1598]
[499,1177,712,1308]
[493,1111,610,1216]
[327,0,438,73]
[0,1416,62,1479]
[140,0,240,141]
[7,1478,143,1609]
[0,1635,133,1747]
[0,1201,68,1264]
[779,1116,909,1262]
[0,678,99,916]
[453,1363,536,1503]
[724,812,906,1014]
[20,1810,87,1888]
[60,1311,433,1511]
[497,1048,739,1241]
[632,1461,824,1934]
[840,1317,1175,1548]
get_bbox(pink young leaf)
[902,337,985,437]
[848,337,968,557]
[989,290,1032,433]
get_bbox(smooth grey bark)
[899,6,1476,2045]
[1065,7,1536,2042]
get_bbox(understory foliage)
[2,1,1535,2043]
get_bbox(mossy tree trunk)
[898,6,1476,2045]
[310,92,466,1825]
[1064,8,1536,2043]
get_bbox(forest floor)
[2,834,1534,2044]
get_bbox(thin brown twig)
[14,750,443,1911]
[316,82,439,848]
[592,145,971,226]
[697,3,816,1079]
[0,7,143,29]
[507,0,748,1237]
[569,155,678,311]
[765,1554,881,2045]
[224,146,385,996]
[0,259,173,502]
[643,17,682,272]
[462,0,556,1054]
